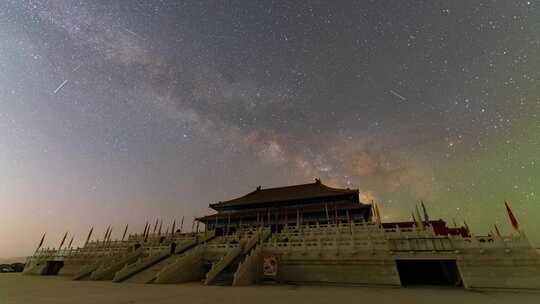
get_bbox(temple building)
[23,179,540,290]
[198,179,371,234]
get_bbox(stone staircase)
[211,255,244,286]
[205,228,271,286]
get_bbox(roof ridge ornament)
[315,178,321,184]
[256,186,262,191]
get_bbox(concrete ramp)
[113,251,170,282]
[22,260,50,276]
[123,253,178,283]
[58,259,91,276]
[72,254,121,281]
[122,240,199,284]
[88,248,144,281]
[154,245,206,284]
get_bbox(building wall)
[457,248,540,289]
[265,251,401,286]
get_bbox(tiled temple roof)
[210,179,359,209]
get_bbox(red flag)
[505,201,519,231]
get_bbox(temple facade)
[23,179,540,290]
[198,179,371,234]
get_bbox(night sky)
[1,1,539,257]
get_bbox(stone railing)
[387,236,454,252]
[197,230,216,243]
[279,222,441,241]
[264,236,391,254]
[267,228,535,257]
[243,228,271,254]
[450,233,534,253]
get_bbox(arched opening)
[170,242,177,255]
[396,259,463,287]
[43,261,64,275]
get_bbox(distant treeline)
[0,263,25,273]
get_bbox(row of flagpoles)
[34,216,199,253]
[34,200,523,252]
[371,199,521,235]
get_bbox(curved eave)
[209,188,361,211]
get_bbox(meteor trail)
[72,64,82,72]
[123,28,145,41]
[53,80,69,94]
[389,89,407,101]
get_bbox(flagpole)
[59,232,68,250]
[153,218,159,234]
[181,216,185,233]
[36,232,46,253]
[122,224,129,241]
[142,222,148,239]
[85,227,93,247]
[504,200,520,234]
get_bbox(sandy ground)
[1,273,539,304]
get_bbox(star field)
[0,0,539,257]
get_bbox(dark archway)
[397,259,462,287]
[170,242,177,255]
[43,261,64,275]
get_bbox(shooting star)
[53,80,69,94]
[72,63,83,72]
[389,89,407,101]
[123,28,145,41]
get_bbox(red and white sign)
[263,256,278,277]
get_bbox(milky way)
[1,0,539,256]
